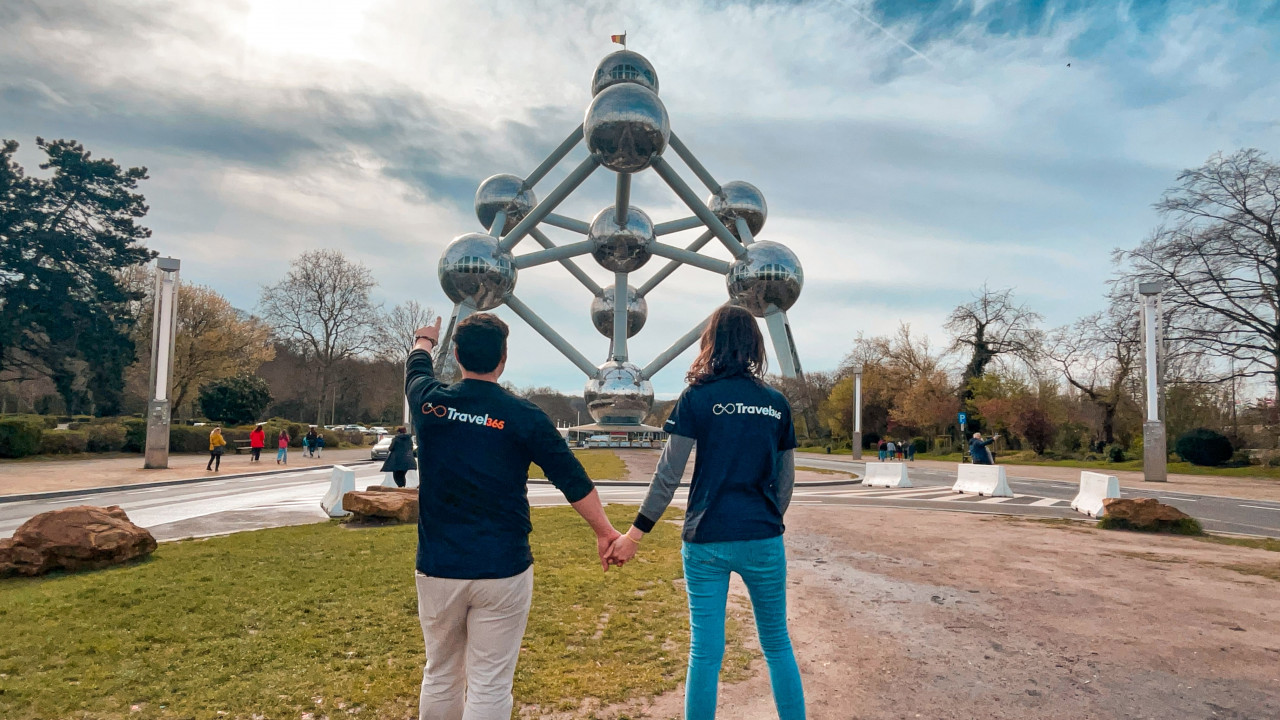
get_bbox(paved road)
[2,459,1277,541]
[797,457,1280,538]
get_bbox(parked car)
[341,424,369,434]
[371,434,417,461]
[369,426,390,436]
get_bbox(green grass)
[528,449,628,481]
[1097,515,1205,535]
[0,506,748,719]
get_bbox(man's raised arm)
[407,317,445,412]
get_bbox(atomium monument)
[434,49,805,429]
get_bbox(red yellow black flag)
[610,33,626,46]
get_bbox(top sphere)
[584,83,670,173]
[475,174,536,235]
[708,181,767,241]
[438,233,517,311]
[591,50,659,96]
[726,240,803,317]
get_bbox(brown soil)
[596,507,1280,719]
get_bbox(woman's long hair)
[686,305,768,386]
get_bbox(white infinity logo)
[712,403,734,415]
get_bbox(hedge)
[40,429,88,454]
[1174,428,1233,467]
[86,424,127,453]
[0,417,45,458]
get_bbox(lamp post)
[1139,282,1166,482]
[144,257,180,469]
[851,366,863,459]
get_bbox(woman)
[380,426,416,487]
[277,429,291,465]
[314,431,325,458]
[305,427,319,458]
[206,427,226,471]
[607,305,805,719]
[249,424,265,462]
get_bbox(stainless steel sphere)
[588,205,654,272]
[591,50,659,96]
[708,181,767,240]
[584,361,654,425]
[590,284,648,338]
[474,174,536,234]
[438,233,517,311]
[726,240,803,317]
[584,83,670,173]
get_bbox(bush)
[0,417,46,458]
[198,375,273,426]
[1268,455,1280,468]
[911,437,928,454]
[1228,450,1255,467]
[170,425,213,453]
[1106,444,1127,463]
[1174,428,1234,466]
[1098,515,1204,535]
[122,418,147,453]
[86,424,127,452]
[40,429,88,454]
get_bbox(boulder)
[1,505,157,578]
[343,490,418,523]
[1101,497,1196,531]
[363,485,418,495]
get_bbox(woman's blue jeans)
[682,535,805,719]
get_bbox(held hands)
[603,527,643,568]
[596,527,622,572]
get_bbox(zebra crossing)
[798,483,1072,507]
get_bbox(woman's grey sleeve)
[777,449,796,513]
[633,435,695,532]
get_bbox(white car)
[369,426,390,436]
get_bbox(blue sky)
[3,0,1279,397]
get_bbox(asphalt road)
[2,458,1277,540]
[796,456,1280,538]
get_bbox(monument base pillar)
[851,431,862,459]
[1143,421,1167,483]
[144,400,172,469]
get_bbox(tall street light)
[1139,282,1166,482]
[144,257,180,469]
[850,366,863,459]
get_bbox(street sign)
[958,411,967,426]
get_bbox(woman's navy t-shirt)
[663,375,797,543]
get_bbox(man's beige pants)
[415,568,534,720]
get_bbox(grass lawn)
[0,505,750,720]
[528,449,628,481]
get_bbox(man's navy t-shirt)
[663,376,797,543]
[406,350,594,579]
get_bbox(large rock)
[1102,497,1195,530]
[1,505,157,578]
[343,490,418,523]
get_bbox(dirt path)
[605,507,1280,719]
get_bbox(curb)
[0,460,379,504]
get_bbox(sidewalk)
[0,448,374,496]
[801,452,1280,502]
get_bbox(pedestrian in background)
[906,439,916,461]
[314,432,326,458]
[305,426,319,458]
[969,432,997,465]
[877,438,887,462]
[885,439,896,462]
[381,426,416,487]
[277,429,290,464]
[249,424,265,462]
[206,427,226,472]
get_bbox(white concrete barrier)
[952,464,1013,497]
[320,465,356,517]
[1071,471,1120,517]
[379,470,419,489]
[862,463,912,488]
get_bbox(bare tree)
[945,285,1044,391]
[259,249,379,426]
[1045,302,1140,444]
[1115,148,1280,401]
[374,300,436,364]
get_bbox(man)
[969,432,998,465]
[406,313,621,720]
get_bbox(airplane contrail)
[835,0,940,68]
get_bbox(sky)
[3,0,1279,397]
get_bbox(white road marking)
[1240,504,1280,512]
[1159,497,1196,502]
[976,496,1015,504]
[1028,498,1063,507]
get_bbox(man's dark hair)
[455,313,509,374]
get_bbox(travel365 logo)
[422,402,506,429]
[712,403,782,419]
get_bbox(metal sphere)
[726,240,804,317]
[584,83,670,173]
[708,181,767,240]
[438,233,517,311]
[474,174,536,234]
[591,50,659,96]
[584,361,654,425]
[590,285,648,338]
[588,205,654,272]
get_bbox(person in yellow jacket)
[207,427,227,472]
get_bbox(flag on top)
[610,33,626,47]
